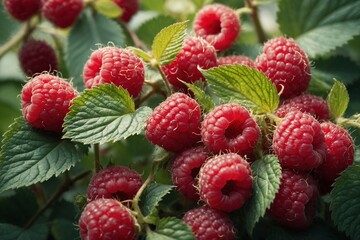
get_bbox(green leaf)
[147,217,195,240]
[0,223,48,240]
[140,183,174,217]
[66,10,125,90]
[202,65,280,113]
[0,4,20,45]
[182,81,215,112]
[127,47,153,63]
[327,79,349,118]
[152,21,188,65]
[330,164,360,239]
[241,155,282,235]
[63,84,152,144]
[94,0,123,18]
[0,118,86,193]
[277,0,360,58]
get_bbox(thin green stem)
[0,21,31,58]
[245,0,267,43]
[156,65,173,96]
[94,143,101,173]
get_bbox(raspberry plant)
[0,0,360,239]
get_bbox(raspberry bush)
[0,0,360,239]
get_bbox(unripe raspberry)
[161,36,217,91]
[83,46,144,98]
[193,4,240,51]
[113,0,139,22]
[217,55,255,68]
[145,93,201,152]
[19,39,58,76]
[21,74,78,133]
[256,37,311,98]
[79,198,137,240]
[3,0,41,21]
[42,0,84,28]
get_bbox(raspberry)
[83,47,144,98]
[21,74,78,133]
[3,0,41,21]
[113,0,139,22]
[145,93,201,152]
[87,166,143,202]
[42,0,84,28]
[79,198,137,240]
[201,103,260,156]
[161,36,217,90]
[268,169,319,229]
[198,153,252,212]
[183,205,236,240]
[315,122,354,182]
[272,111,326,171]
[171,146,208,201]
[255,37,311,98]
[217,55,255,68]
[193,4,240,51]
[19,39,58,76]
[276,93,330,121]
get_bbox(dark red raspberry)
[201,103,260,156]
[87,166,143,202]
[272,111,326,171]
[315,122,354,182]
[161,36,217,91]
[276,93,330,121]
[171,146,208,201]
[3,0,41,21]
[79,198,137,240]
[19,39,58,76]
[198,153,252,212]
[255,37,311,98]
[183,205,236,240]
[268,169,319,229]
[217,55,255,68]
[145,93,201,152]
[113,0,139,22]
[21,74,78,133]
[42,0,83,28]
[193,4,240,51]
[83,47,144,98]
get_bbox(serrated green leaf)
[140,183,173,217]
[127,47,153,63]
[202,65,279,113]
[277,0,360,58]
[182,81,215,113]
[330,164,360,239]
[63,84,152,144]
[94,0,123,18]
[147,217,195,240]
[0,118,86,193]
[242,155,282,235]
[327,80,349,118]
[0,223,48,240]
[66,10,125,90]
[152,21,188,65]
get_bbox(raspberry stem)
[245,0,267,43]
[156,65,173,96]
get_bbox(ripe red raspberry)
[268,169,319,229]
[87,166,143,202]
[19,39,58,76]
[113,0,139,22]
[276,93,330,121]
[255,37,311,98]
[145,93,201,152]
[272,111,326,171]
[193,4,240,51]
[183,205,236,240]
[21,74,78,133]
[42,0,84,28]
[3,0,41,21]
[171,146,208,201]
[198,153,253,212]
[217,55,255,68]
[79,198,137,240]
[201,103,260,156]
[83,47,144,98]
[161,36,217,91]
[315,122,354,182]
